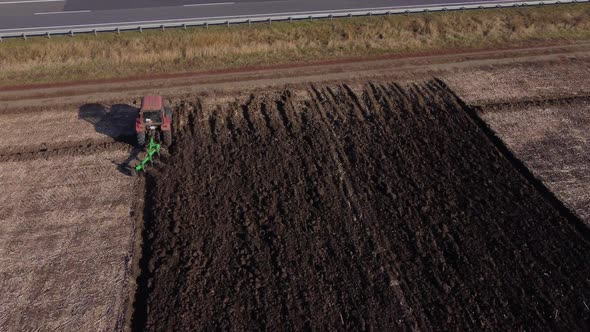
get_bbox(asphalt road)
[0,0,574,35]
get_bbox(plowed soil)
[138,81,590,331]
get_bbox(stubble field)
[0,102,141,331]
[480,97,590,226]
[0,148,140,331]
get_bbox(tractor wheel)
[163,130,172,147]
[137,132,146,147]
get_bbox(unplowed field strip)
[478,96,590,227]
[0,149,139,331]
[477,95,590,109]
[136,80,590,330]
[0,108,141,331]
[0,140,131,163]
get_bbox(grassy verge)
[1,4,589,87]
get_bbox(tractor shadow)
[78,103,137,142]
[78,103,141,176]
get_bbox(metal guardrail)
[0,0,587,40]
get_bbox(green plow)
[135,138,161,172]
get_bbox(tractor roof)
[141,95,163,111]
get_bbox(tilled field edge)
[0,139,134,163]
[132,173,160,332]
[438,78,590,237]
[122,176,147,332]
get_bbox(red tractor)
[135,95,172,147]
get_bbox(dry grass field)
[443,57,590,105]
[0,103,141,331]
[0,149,139,331]
[0,103,136,155]
[480,98,590,225]
[0,4,589,87]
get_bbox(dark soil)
[137,80,590,331]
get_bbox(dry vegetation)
[0,104,135,155]
[0,149,138,331]
[1,4,590,86]
[0,105,142,331]
[443,57,590,105]
[481,99,590,226]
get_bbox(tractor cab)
[142,110,163,125]
[135,95,172,147]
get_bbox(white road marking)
[184,2,235,7]
[34,10,91,15]
[0,1,568,32]
[0,0,64,4]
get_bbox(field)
[1,47,590,331]
[444,57,590,105]
[137,81,590,330]
[0,103,136,155]
[0,149,139,331]
[0,104,141,330]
